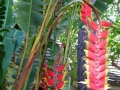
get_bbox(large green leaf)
[3,0,13,27]
[3,29,25,51]
[93,0,108,13]
[0,0,5,28]
[14,0,46,34]
[0,37,15,89]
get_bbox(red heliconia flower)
[97,54,109,64]
[84,50,98,60]
[41,82,47,89]
[97,30,109,39]
[86,30,100,43]
[100,21,112,28]
[85,71,107,83]
[85,64,97,74]
[96,70,108,80]
[85,71,98,83]
[96,77,108,87]
[80,13,88,25]
[43,68,56,78]
[79,2,92,26]
[43,77,54,86]
[85,64,107,75]
[57,64,66,72]
[55,81,68,89]
[84,41,98,52]
[97,49,108,57]
[86,79,98,90]
[82,2,88,8]
[42,70,47,78]
[95,39,109,49]
[95,64,108,72]
[97,84,110,90]
[57,72,67,81]
[88,20,100,31]
[84,58,97,67]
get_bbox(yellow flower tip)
[105,76,109,81]
[105,54,109,59]
[85,79,90,87]
[85,71,90,77]
[84,41,89,47]
[86,17,91,23]
[84,64,89,69]
[105,69,109,74]
[104,84,111,90]
[84,50,88,55]
[43,68,47,71]
[86,29,90,37]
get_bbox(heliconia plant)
[41,44,67,90]
[79,1,113,90]
[55,81,68,90]
[79,1,93,26]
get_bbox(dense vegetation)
[0,0,119,90]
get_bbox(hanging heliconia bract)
[41,44,67,90]
[79,1,112,90]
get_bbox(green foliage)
[0,0,5,28]
[13,0,45,33]
[93,0,108,13]
[0,0,118,90]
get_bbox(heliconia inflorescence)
[79,1,112,90]
[41,43,67,90]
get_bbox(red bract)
[86,72,99,83]
[57,64,66,72]
[41,82,47,89]
[57,72,67,81]
[56,81,67,89]
[96,78,108,87]
[43,68,56,78]
[89,20,100,31]
[87,30,100,43]
[43,78,54,86]
[97,54,109,64]
[86,80,98,90]
[96,39,109,49]
[84,41,98,52]
[85,59,97,67]
[42,70,47,78]
[97,49,108,57]
[84,50,98,60]
[97,84,109,90]
[100,21,112,28]
[95,64,108,72]
[79,2,92,26]
[97,30,109,39]
[85,64,97,74]
[96,70,108,80]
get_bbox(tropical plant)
[0,0,119,90]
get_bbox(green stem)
[63,6,76,64]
